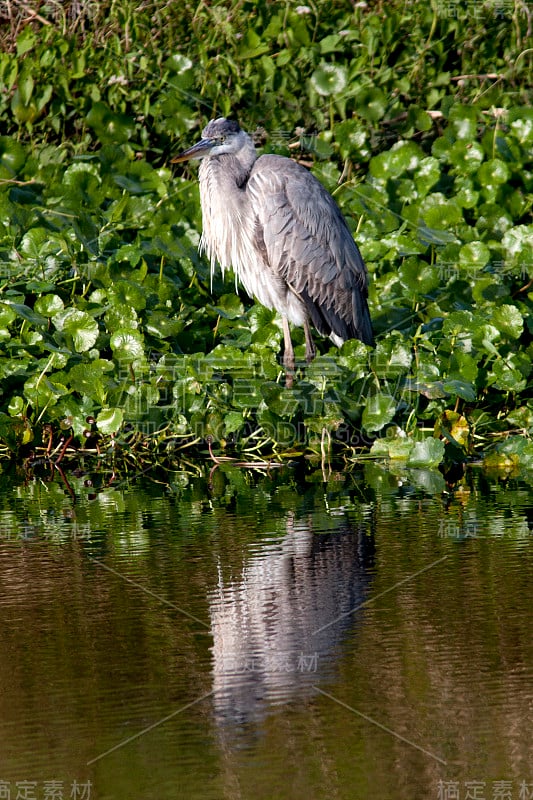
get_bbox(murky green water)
[0,462,531,799]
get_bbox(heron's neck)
[197,134,257,279]
[200,135,257,190]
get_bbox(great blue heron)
[173,118,373,375]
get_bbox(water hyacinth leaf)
[399,259,440,295]
[113,161,166,195]
[210,294,245,319]
[250,322,281,350]
[420,194,462,229]
[145,310,183,339]
[319,34,343,54]
[34,294,65,317]
[110,329,145,362]
[459,241,491,270]
[66,361,112,403]
[165,53,194,74]
[261,382,299,417]
[417,225,458,246]
[96,407,124,434]
[370,435,413,460]
[311,63,347,96]
[105,306,139,333]
[224,411,245,435]
[448,104,479,140]
[414,157,440,196]
[373,338,412,377]
[85,102,135,144]
[501,225,533,265]
[483,437,533,470]
[406,437,445,468]
[472,324,500,355]
[488,360,527,392]
[477,159,510,187]
[455,183,479,208]
[54,309,99,352]
[441,380,476,402]
[122,383,160,424]
[505,406,533,431]
[407,106,433,132]
[353,87,387,122]
[8,396,25,416]
[362,393,396,433]
[442,347,479,386]
[369,141,423,180]
[0,306,18,329]
[108,280,147,311]
[0,2,531,465]
[164,53,194,88]
[231,379,262,410]
[113,243,143,268]
[72,214,99,255]
[490,304,523,340]
[510,113,533,145]
[24,374,68,407]
[17,66,34,107]
[406,379,447,399]
[337,339,372,373]
[19,227,59,261]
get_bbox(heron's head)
[172,118,249,163]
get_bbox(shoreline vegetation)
[0,1,532,480]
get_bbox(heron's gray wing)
[247,155,373,345]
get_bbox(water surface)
[0,463,531,799]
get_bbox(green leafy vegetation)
[0,0,532,473]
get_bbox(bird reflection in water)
[208,510,375,727]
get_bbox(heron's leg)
[282,316,295,386]
[304,319,316,363]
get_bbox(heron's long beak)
[171,138,214,163]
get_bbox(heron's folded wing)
[247,155,372,344]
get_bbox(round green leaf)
[96,407,124,434]
[110,329,145,362]
[477,159,510,186]
[8,396,25,416]
[362,394,397,433]
[224,411,245,435]
[399,259,440,295]
[310,64,347,96]
[85,102,135,144]
[24,374,68,407]
[165,54,194,74]
[54,309,99,353]
[108,280,147,311]
[458,242,491,270]
[406,437,445,468]
[414,157,440,196]
[34,294,65,317]
[502,225,533,262]
[420,194,462,229]
[370,141,423,180]
[490,304,523,340]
